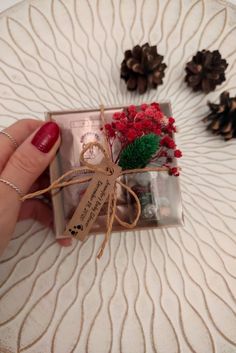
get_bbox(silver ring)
[0,130,19,149]
[0,178,24,198]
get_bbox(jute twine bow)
[21,106,170,258]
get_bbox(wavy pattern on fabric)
[0,1,236,352]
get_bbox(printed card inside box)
[46,103,184,239]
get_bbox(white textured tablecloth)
[0,1,236,353]
[0,0,23,13]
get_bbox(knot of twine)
[21,106,170,258]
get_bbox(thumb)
[1,122,60,196]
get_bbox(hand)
[0,119,72,257]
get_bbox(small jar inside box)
[46,103,184,239]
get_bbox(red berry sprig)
[104,103,182,175]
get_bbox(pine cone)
[185,50,228,94]
[203,91,236,140]
[120,43,167,94]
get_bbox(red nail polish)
[31,122,60,153]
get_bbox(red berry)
[128,105,136,113]
[166,125,174,134]
[135,112,145,120]
[154,111,163,121]
[170,167,180,176]
[141,103,148,111]
[174,149,182,158]
[134,122,142,130]
[106,128,115,138]
[143,119,152,128]
[127,129,137,142]
[160,135,176,149]
[160,135,168,146]
[105,123,111,130]
[168,140,176,149]
[169,117,175,124]
[150,102,160,110]
[113,112,121,120]
[155,128,162,135]
[145,107,156,117]
[128,111,136,120]
[170,167,178,174]
[116,122,126,131]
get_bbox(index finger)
[0,119,43,171]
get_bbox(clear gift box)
[46,102,184,239]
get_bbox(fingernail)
[31,122,60,153]
[57,238,73,247]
